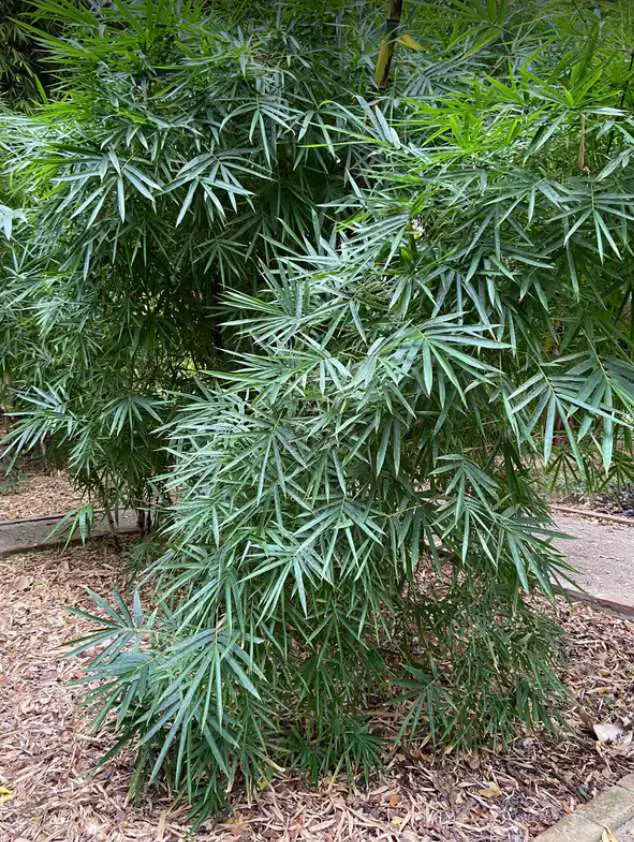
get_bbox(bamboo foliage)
[0,0,633,822]
[0,0,376,518]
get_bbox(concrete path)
[553,514,634,615]
[0,510,138,556]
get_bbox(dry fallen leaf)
[477,782,502,798]
[391,816,403,826]
[0,786,14,806]
[602,829,618,842]
[593,722,633,744]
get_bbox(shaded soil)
[1,544,633,841]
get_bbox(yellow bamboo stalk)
[374,0,403,91]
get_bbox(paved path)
[553,514,634,615]
[618,816,634,841]
[0,510,138,555]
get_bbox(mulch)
[0,419,83,520]
[0,468,84,521]
[1,542,633,842]
[551,487,634,521]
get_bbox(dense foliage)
[1,0,634,821]
[0,0,56,107]
[0,0,377,520]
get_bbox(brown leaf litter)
[0,419,83,521]
[1,543,633,841]
[0,468,83,521]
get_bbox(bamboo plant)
[0,0,633,821]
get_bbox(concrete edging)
[535,774,634,840]
[0,510,139,557]
[559,587,634,619]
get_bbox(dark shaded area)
[0,0,58,106]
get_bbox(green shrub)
[0,0,375,515]
[2,0,634,823]
[0,0,59,108]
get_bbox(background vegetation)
[0,0,633,822]
[0,0,60,107]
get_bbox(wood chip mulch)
[0,418,83,521]
[0,468,84,521]
[551,487,634,521]
[1,543,632,842]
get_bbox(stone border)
[550,504,634,528]
[535,774,634,840]
[0,510,139,557]
[559,587,634,619]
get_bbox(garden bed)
[551,485,634,521]
[1,543,633,841]
[0,422,82,520]
[0,466,82,520]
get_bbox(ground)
[0,437,82,520]
[553,514,634,613]
[1,541,633,842]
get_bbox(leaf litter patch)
[0,544,632,841]
[0,421,83,521]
